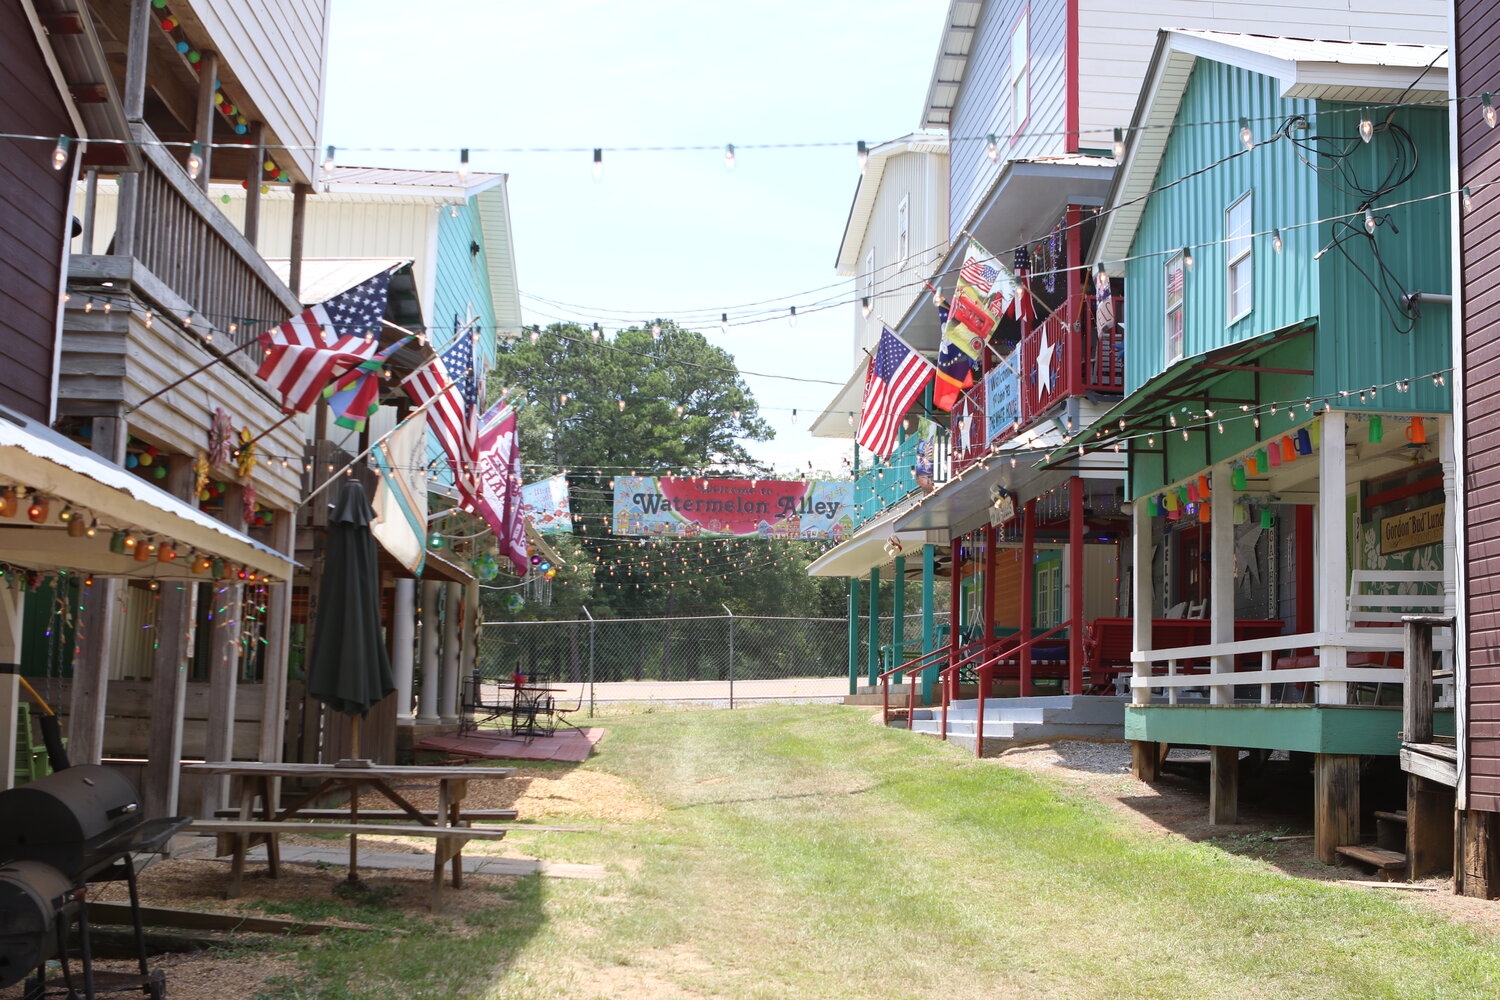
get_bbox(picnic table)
[182,760,516,910]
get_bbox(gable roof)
[320,166,508,199]
[1095,29,1448,269]
[835,131,949,274]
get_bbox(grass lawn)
[257,705,1500,999]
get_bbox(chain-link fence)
[479,611,853,709]
[477,610,950,711]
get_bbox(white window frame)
[1010,9,1030,134]
[1225,192,1253,324]
[896,195,910,267]
[1165,250,1185,365]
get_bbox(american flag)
[256,271,391,413]
[1014,246,1033,327]
[403,325,481,504]
[856,329,935,460]
[959,241,999,296]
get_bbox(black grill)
[0,766,187,997]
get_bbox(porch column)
[70,415,128,765]
[847,580,860,696]
[459,583,479,694]
[1130,499,1158,781]
[1020,500,1036,696]
[1316,411,1348,705]
[920,543,936,703]
[391,579,416,722]
[867,567,881,686]
[143,456,198,818]
[892,554,906,674]
[1209,463,1235,706]
[193,51,219,189]
[1068,476,1085,694]
[1440,414,1457,618]
[258,512,296,766]
[244,122,264,249]
[1210,746,1239,825]
[416,580,442,724]
[983,524,997,670]
[440,582,462,724]
[0,591,24,791]
[947,536,961,703]
[1315,753,1360,864]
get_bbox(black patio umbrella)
[306,480,394,761]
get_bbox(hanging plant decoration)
[208,407,234,467]
[193,451,211,499]
[235,427,257,479]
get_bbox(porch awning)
[808,362,866,439]
[805,496,943,578]
[0,405,292,581]
[1039,323,1314,471]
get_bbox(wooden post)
[1210,746,1239,825]
[122,0,150,121]
[203,484,246,815]
[1131,741,1160,782]
[80,169,99,254]
[1068,476,1084,694]
[1131,497,1152,706]
[243,123,264,249]
[1210,463,1235,705]
[1458,809,1499,898]
[1315,753,1361,864]
[1407,776,1453,879]
[1316,411,1348,704]
[289,183,310,297]
[1403,615,1443,744]
[142,456,198,819]
[1020,499,1036,696]
[193,51,218,189]
[258,513,296,767]
[69,415,128,765]
[0,591,24,791]
[440,582,461,724]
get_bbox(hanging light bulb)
[788,306,797,327]
[529,328,539,344]
[1364,209,1376,234]
[856,140,868,174]
[651,322,662,340]
[1238,117,1254,151]
[592,147,603,180]
[1113,128,1125,159]
[228,318,238,334]
[591,323,601,342]
[1464,186,1475,213]
[720,312,729,334]
[322,144,336,177]
[52,135,71,171]
[1486,93,1498,129]
[617,397,625,411]
[733,409,741,421]
[724,143,735,170]
[187,141,204,179]
[102,299,111,314]
[1271,228,1283,254]
[986,133,999,163]
[790,409,798,425]
[861,297,872,318]
[457,148,470,182]
[676,405,685,417]
[84,297,93,313]
[560,392,569,405]
[1359,116,1374,142]
[1182,246,1193,269]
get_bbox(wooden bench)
[1275,570,1445,671]
[212,808,519,823]
[189,820,511,911]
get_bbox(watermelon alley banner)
[519,474,575,534]
[612,476,855,539]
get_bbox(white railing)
[1129,630,1453,707]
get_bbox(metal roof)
[921,0,984,129]
[321,166,508,197]
[1096,29,1450,269]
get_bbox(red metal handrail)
[971,621,1070,756]
[934,644,994,741]
[879,647,949,725]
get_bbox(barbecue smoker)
[0,765,187,998]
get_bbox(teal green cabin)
[1107,52,1452,498]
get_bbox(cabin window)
[1226,193,1253,323]
[1165,250,1185,364]
[897,195,910,266]
[1010,11,1030,133]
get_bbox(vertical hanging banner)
[372,412,429,574]
[473,400,529,576]
[520,474,575,534]
[612,477,855,539]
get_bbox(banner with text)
[612,476,855,539]
[520,474,575,534]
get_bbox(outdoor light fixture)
[322,145,336,177]
[1464,187,1475,213]
[1486,93,1498,129]
[857,140,869,174]
[724,143,735,169]
[1112,128,1125,159]
[1272,229,1283,253]
[52,136,71,171]
[1238,117,1254,150]
[986,134,999,163]
[1359,116,1375,142]
[186,141,204,180]
[861,297,872,318]
[457,148,470,183]
[592,147,603,180]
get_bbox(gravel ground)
[991,740,1133,774]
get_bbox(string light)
[1112,128,1125,159]
[457,148,470,183]
[788,306,797,328]
[861,297,872,318]
[856,140,868,174]
[1272,228,1283,253]
[1364,208,1377,234]
[1485,93,1497,129]
[322,144,335,177]
[651,323,662,340]
[1238,117,1254,151]
[592,147,603,180]
[1464,187,1474,213]
[1182,246,1194,270]
[986,134,999,163]
[724,143,735,170]
[186,141,203,179]
[52,135,71,170]
[1359,116,1375,142]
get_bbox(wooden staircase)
[1335,810,1409,881]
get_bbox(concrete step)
[942,695,1127,726]
[908,718,1124,743]
[842,690,914,706]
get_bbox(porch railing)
[948,387,988,477]
[1129,630,1453,707]
[853,428,951,527]
[1019,295,1125,423]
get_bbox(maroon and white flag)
[473,399,529,576]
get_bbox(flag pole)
[123,335,263,414]
[297,386,454,510]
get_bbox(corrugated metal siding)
[0,9,70,421]
[1076,0,1449,152]
[949,0,1069,238]
[1124,62,1320,394]
[1458,0,1500,813]
[853,150,950,360]
[1313,104,1451,414]
[180,0,330,184]
[433,203,499,363]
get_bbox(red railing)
[878,647,949,725]
[948,389,988,478]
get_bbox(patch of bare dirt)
[0,950,298,1000]
[355,764,659,823]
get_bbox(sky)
[323,0,951,476]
